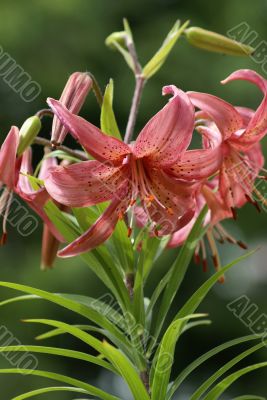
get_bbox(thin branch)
[124,75,145,144]
[34,137,88,161]
[124,34,146,144]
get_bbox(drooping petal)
[0,126,19,189]
[58,189,130,257]
[16,148,64,242]
[134,86,194,166]
[145,200,195,236]
[51,72,92,145]
[167,216,197,247]
[45,160,130,207]
[47,98,131,164]
[222,69,267,148]
[188,91,243,140]
[202,184,232,225]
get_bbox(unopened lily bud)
[17,116,41,156]
[105,31,127,50]
[185,27,254,56]
[51,72,92,146]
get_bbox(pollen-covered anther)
[167,207,174,215]
[118,211,124,220]
[129,199,136,206]
[144,194,155,205]
[127,227,132,237]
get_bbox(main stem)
[124,75,145,144]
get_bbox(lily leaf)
[101,79,122,139]
[143,20,189,79]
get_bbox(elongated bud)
[41,224,60,270]
[185,27,254,56]
[105,31,127,50]
[17,116,41,156]
[51,72,92,146]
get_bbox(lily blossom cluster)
[0,69,266,271]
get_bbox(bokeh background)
[0,0,267,398]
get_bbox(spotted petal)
[47,98,131,164]
[45,160,130,207]
[188,91,243,140]
[222,69,267,149]
[58,190,129,257]
[134,86,194,166]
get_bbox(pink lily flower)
[45,86,221,257]
[0,126,63,245]
[168,179,247,282]
[0,126,21,244]
[16,148,64,243]
[51,72,92,146]
[184,69,267,216]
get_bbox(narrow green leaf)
[146,267,172,316]
[35,325,96,340]
[103,341,150,400]
[23,318,144,378]
[133,244,145,326]
[203,362,267,400]
[0,282,130,352]
[174,249,256,322]
[0,369,120,400]
[143,20,189,79]
[101,79,121,139]
[167,334,262,399]
[190,341,266,399]
[181,319,212,334]
[0,345,117,374]
[232,396,266,400]
[151,314,207,400]
[12,386,88,400]
[45,201,131,310]
[148,206,208,354]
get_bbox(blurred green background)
[0,0,267,398]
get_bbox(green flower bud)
[17,116,41,156]
[185,27,254,56]
[105,31,127,50]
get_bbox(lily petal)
[188,91,243,139]
[58,192,129,257]
[16,149,64,242]
[47,98,131,164]
[45,160,130,207]
[165,146,222,180]
[134,86,194,166]
[222,69,267,148]
[202,184,232,225]
[0,126,19,189]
